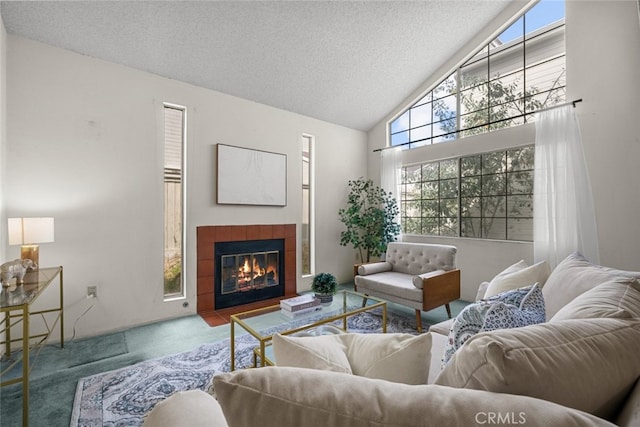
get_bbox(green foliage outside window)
[390,0,566,148]
[432,73,565,139]
[401,146,534,241]
[164,257,182,295]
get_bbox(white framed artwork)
[216,144,287,206]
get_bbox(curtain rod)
[374,98,583,153]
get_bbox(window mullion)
[455,69,461,138]
[457,158,462,237]
[523,13,528,123]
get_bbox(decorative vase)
[315,293,333,304]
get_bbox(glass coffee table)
[229,290,387,370]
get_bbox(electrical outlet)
[87,286,98,298]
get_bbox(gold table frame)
[0,266,64,427]
[230,290,386,370]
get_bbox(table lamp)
[8,217,55,269]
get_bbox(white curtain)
[533,105,599,269]
[380,146,402,233]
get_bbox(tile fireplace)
[197,224,296,315]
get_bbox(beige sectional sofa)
[144,252,640,427]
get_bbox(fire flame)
[237,256,278,287]
[237,255,279,290]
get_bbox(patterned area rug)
[70,308,419,427]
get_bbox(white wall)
[4,37,367,339]
[566,0,640,271]
[0,8,7,262]
[367,0,640,300]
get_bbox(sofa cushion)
[213,367,616,427]
[142,389,228,427]
[385,242,457,275]
[354,271,422,303]
[484,260,549,298]
[429,332,448,383]
[272,332,431,385]
[551,278,640,321]
[616,378,640,427]
[542,252,640,320]
[435,318,640,420]
[429,318,454,336]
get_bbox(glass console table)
[0,266,64,427]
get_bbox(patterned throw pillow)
[442,301,494,366]
[442,284,545,366]
[482,284,546,332]
[483,284,536,306]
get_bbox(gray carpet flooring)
[0,297,467,427]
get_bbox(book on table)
[280,305,322,318]
[280,294,321,312]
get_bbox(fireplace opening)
[215,239,285,309]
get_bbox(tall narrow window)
[164,104,186,298]
[301,135,314,276]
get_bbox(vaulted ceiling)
[1,1,519,131]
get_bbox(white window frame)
[163,103,187,300]
[301,134,315,277]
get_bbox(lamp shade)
[8,217,55,245]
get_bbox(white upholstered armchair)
[354,242,460,333]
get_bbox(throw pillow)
[271,333,352,374]
[272,332,432,385]
[442,284,543,365]
[142,390,228,427]
[482,284,546,332]
[441,300,494,366]
[357,261,392,275]
[479,260,528,300]
[483,283,537,305]
[550,278,640,321]
[484,260,550,298]
[542,252,640,320]
[435,318,640,420]
[213,367,615,427]
[412,269,447,289]
[474,281,490,302]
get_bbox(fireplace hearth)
[196,224,296,315]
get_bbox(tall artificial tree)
[338,178,400,263]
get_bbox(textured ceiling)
[1,1,517,131]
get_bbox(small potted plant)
[311,272,338,303]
